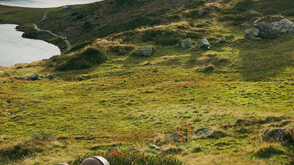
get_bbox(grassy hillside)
[0,0,294,164]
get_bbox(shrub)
[70,151,183,165]
[154,28,183,46]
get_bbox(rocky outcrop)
[261,128,294,142]
[132,46,155,57]
[245,16,294,40]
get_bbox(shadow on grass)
[237,35,294,81]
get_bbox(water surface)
[0,0,102,8]
[0,24,60,66]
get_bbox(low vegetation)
[0,0,294,164]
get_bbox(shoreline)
[0,0,102,9]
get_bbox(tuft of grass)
[31,130,55,142]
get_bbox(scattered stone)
[19,76,25,80]
[197,39,210,49]
[169,132,182,142]
[195,128,213,136]
[214,37,227,44]
[244,28,261,40]
[177,38,193,48]
[0,80,6,84]
[132,46,155,57]
[26,74,39,81]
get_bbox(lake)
[0,24,60,66]
[0,0,102,8]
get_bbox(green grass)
[0,0,294,164]
[0,5,45,24]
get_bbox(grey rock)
[261,128,288,142]
[132,46,155,57]
[215,37,227,44]
[253,16,294,38]
[177,38,193,48]
[244,28,261,40]
[195,128,213,136]
[197,39,210,49]
[19,76,25,80]
[27,74,39,81]
[169,132,182,141]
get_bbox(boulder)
[261,128,287,142]
[177,38,193,48]
[253,16,294,38]
[27,74,39,81]
[260,128,294,142]
[132,46,155,57]
[245,16,294,40]
[244,28,260,40]
[197,39,210,49]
